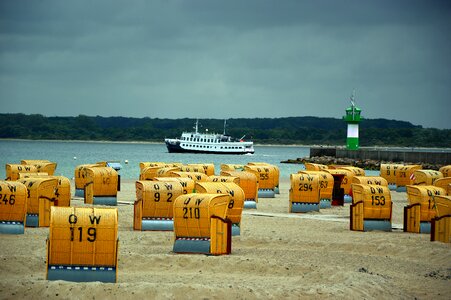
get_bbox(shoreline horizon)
[1,138,450,151]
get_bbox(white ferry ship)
[165,120,254,154]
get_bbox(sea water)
[0,140,310,180]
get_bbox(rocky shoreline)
[281,155,444,171]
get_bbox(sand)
[0,178,450,300]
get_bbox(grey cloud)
[0,0,450,128]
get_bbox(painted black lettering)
[87,227,96,242]
[89,215,101,225]
[68,214,78,224]
[7,185,16,193]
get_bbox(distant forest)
[0,113,450,147]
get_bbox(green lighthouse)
[343,92,362,150]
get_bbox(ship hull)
[165,140,254,155]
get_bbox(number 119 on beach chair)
[46,206,119,283]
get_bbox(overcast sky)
[1,1,450,129]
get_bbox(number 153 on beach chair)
[350,184,392,232]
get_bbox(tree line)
[0,113,449,147]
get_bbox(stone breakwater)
[281,156,444,171]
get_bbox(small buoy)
[125,160,129,164]
[73,156,77,160]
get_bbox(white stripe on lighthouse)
[347,124,359,138]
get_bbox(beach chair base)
[25,214,39,227]
[232,224,240,236]
[93,196,117,206]
[364,220,392,232]
[420,221,431,234]
[74,188,84,197]
[344,194,352,203]
[141,219,173,231]
[173,238,210,254]
[275,187,280,194]
[290,202,320,213]
[320,199,331,209]
[0,221,25,234]
[258,189,275,198]
[47,265,116,283]
[243,200,257,209]
[396,186,406,192]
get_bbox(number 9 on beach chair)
[134,180,185,231]
[380,163,404,190]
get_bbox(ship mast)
[194,119,199,134]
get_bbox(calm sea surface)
[0,140,310,180]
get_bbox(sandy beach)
[0,178,450,300]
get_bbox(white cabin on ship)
[165,120,254,155]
